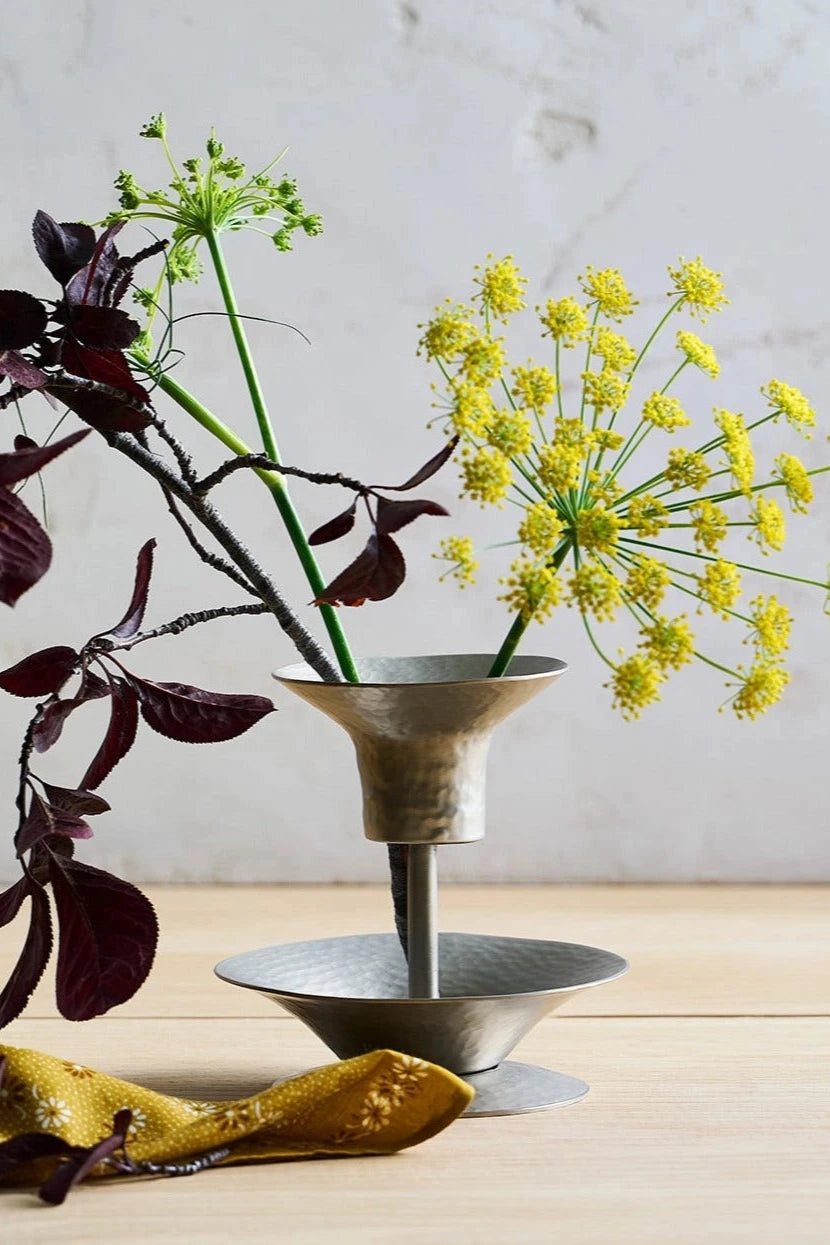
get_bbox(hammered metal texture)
[215,932,628,1075]
[273,655,567,844]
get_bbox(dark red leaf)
[71,305,141,350]
[17,794,93,856]
[0,1132,77,1181]
[66,222,124,307]
[55,342,151,433]
[0,485,51,606]
[0,427,89,488]
[60,337,151,402]
[13,434,38,451]
[33,698,84,754]
[42,783,111,816]
[375,496,449,536]
[0,645,78,696]
[32,212,96,286]
[0,880,53,1027]
[80,679,139,789]
[49,855,158,1021]
[0,875,30,927]
[308,498,358,546]
[126,675,276,744]
[79,667,111,700]
[0,349,46,389]
[0,289,48,350]
[314,533,406,606]
[386,437,458,491]
[105,539,156,639]
[39,1129,128,1205]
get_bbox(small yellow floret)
[460,446,512,507]
[690,499,728,553]
[715,408,754,497]
[575,506,621,555]
[473,254,528,322]
[568,561,622,622]
[417,300,476,361]
[638,614,695,672]
[763,379,815,438]
[448,382,493,437]
[539,296,588,346]
[624,555,670,611]
[773,453,813,514]
[669,256,728,322]
[606,654,664,720]
[537,443,582,492]
[749,495,786,554]
[434,536,479,587]
[553,417,597,454]
[695,559,742,618]
[665,447,711,492]
[585,469,624,507]
[579,266,638,320]
[458,333,505,385]
[499,557,563,622]
[676,330,720,378]
[641,392,690,433]
[592,326,637,373]
[592,429,625,452]
[485,408,534,458]
[581,370,630,413]
[511,363,557,411]
[746,595,791,657]
[517,503,565,555]
[728,660,790,720]
[624,495,670,538]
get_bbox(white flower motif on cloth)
[181,1100,221,1118]
[32,1085,71,1130]
[331,1057,431,1143]
[61,1061,95,1080]
[357,1090,393,1134]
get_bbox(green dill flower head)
[139,113,166,140]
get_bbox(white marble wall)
[1,0,828,882]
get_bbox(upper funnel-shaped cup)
[274,654,567,845]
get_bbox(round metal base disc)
[461,1062,589,1117]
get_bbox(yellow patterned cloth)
[0,1044,473,1185]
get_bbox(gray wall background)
[1,0,828,884]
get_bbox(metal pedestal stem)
[407,844,439,998]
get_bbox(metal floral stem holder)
[216,655,627,1116]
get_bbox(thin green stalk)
[617,535,830,590]
[204,230,358,682]
[487,540,573,677]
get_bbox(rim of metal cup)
[214,932,629,1006]
[273,653,568,688]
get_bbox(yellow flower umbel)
[423,252,829,719]
[434,536,479,587]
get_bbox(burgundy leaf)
[0,485,51,606]
[375,496,449,536]
[80,679,139,790]
[56,342,152,432]
[386,436,459,491]
[0,289,48,350]
[39,1129,128,1205]
[71,305,141,350]
[66,221,124,307]
[79,667,111,700]
[15,793,55,855]
[49,855,158,1021]
[314,533,406,606]
[42,783,111,816]
[0,875,30,927]
[32,212,96,286]
[60,336,151,402]
[105,539,156,639]
[126,675,276,744]
[0,427,89,488]
[308,498,358,546]
[13,434,38,451]
[33,697,85,754]
[0,1132,77,1181]
[0,880,53,1027]
[0,645,78,696]
[0,350,46,390]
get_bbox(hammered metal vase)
[215,655,628,1115]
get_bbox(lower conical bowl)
[215,932,628,1075]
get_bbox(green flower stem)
[135,355,359,682]
[555,341,565,422]
[627,296,685,384]
[612,546,753,625]
[574,307,601,506]
[617,535,830,590]
[661,466,830,514]
[203,229,358,682]
[599,359,689,493]
[487,541,572,677]
[580,611,615,669]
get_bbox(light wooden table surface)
[1,885,829,1243]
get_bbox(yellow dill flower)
[499,556,563,622]
[676,329,720,378]
[689,499,728,553]
[448,382,493,437]
[585,469,624,507]
[665,447,711,492]
[695,559,741,618]
[668,256,728,322]
[641,392,690,433]
[553,416,596,455]
[517,503,565,555]
[749,495,786,554]
[460,446,512,506]
[434,536,479,587]
[458,333,505,385]
[537,443,582,492]
[511,363,557,411]
[606,654,664,720]
[714,408,754,496]
[763,379,815,438]
[581,370,630,413]
[624,494,669,538]
[773,453,813,514]
[638,614,695,672]
[473,254,528,322]
[592,428,625,452]
[417,300,476,361]
[575,506,621,555]
[568,561,622,622]
[624,555,670,611]
[728,660,790,720]
[579,266,638,320]
[746,594,791,657]
[592,326,637,373]
[485,408,534,458]
[539,296,589,346]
